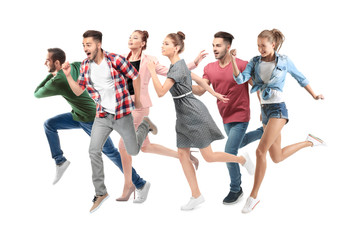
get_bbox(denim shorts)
[261,102,289,125]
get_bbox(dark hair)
[47,48,66,65]
[214,31,234,45]
[166,31,185,53]
[258,29,285,52]
[83,30,102,43]
[134,30,149,50]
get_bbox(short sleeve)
[167,64,180,83]
[203,64,209,81]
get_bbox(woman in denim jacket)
[230,29,325,213]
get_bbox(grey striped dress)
[167,59,224,148]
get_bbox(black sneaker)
[223,187,243,205]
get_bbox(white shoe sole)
[90,195,110,213]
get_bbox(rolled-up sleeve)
[234,58,255,84]
[287,57,309,87]
[116,55,139,80]
[77,62,87,90]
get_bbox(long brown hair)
[258,29,285,52]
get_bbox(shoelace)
[92,196,98,202]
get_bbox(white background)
[1,0,343,239]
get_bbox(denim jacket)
[234,52,309,100]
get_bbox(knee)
[256,147,266,160]
[43,118,54,131]
[126,147,139,156]
[89,143,102,159]
[202,153,213,163]
[270,155,282,164]
[141,145,149,153]
[177,150,189,163]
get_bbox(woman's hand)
[194,50,208,66]
[314,94,324,100]
[147,60,156,73]
[214,92,229,103]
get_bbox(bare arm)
[191,72,228,103]
[192,76,210,96]
[148,61,174,97]
[62,62,84,96]
[304,84,324,100]
[192,84,207,96]
[229,49,240,77]
[132,75,142,108]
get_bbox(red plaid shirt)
[78,50,139,119]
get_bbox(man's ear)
[54,60,61,68]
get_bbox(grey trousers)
[89,113,150,196]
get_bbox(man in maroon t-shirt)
[193,32,263,205]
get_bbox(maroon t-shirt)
[203,58,250,124]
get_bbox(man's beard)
[48,65,56,73]
[91,48,98,61]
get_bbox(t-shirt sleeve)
[202,64,210,81]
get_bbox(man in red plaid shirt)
[62,30,157,213]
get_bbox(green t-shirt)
[34,62,96,122]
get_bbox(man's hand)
[229,49,237,62]
[62,62,71,77]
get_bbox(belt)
[172,91,192,99]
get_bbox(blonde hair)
[258,29,285,52]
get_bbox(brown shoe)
[90,193,109,213]
[143,116,158,135]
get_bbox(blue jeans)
[224,122,264,193]
[43,112,146,188]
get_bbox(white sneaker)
[181,195,205,211]
[53,160,70,185]
[242,197,260,213]
[133,182,151,203]
[242,152,255,175]
[306,134,326,147]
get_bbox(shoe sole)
[223,192,244,205]
[181,198,205,211]
[90,195,110,213]
[242,200,260,214]
[308,134,326,146]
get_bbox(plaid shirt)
[78,50,139,119]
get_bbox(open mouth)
[86,52,91,57]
